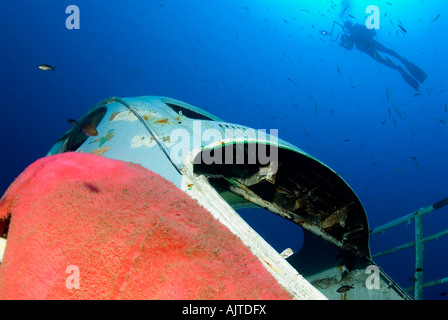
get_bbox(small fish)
[348,14,355,19]
[337,284,354,293]
[314,103,318,113]
[431,14,440,23]
[39,64,56,71]
[304,129,310,137]
[415,267,424,272]
[385,56,396,66]
[82,124,99,137]
[412,92,422,97]
[440,292,447,297]
[409,277,417,282]
[437,119,446,124]
[67,119,78,126]
[393,106,402,118]
[398,24,407,33]
[386,89,390,102]
[337,66,341,74]
[68,119,98,137]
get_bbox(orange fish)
[68,119,98,137]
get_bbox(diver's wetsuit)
[340,22,427,90]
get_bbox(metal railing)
[370,196,448,300]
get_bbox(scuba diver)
[321,21,427,90]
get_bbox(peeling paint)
[88,129,115,147]
[262,257,280,273]
[131,135,156,148]
[109,108,162,122]
[131,134,174,149]
[90,146,110,156]
[155,118,169,124]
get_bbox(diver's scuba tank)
[339,33,355,50]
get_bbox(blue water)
[1,0,447,300]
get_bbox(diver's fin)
[401,59,427,83]
[399,67,420,90]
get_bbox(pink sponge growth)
[0,152,291,299]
